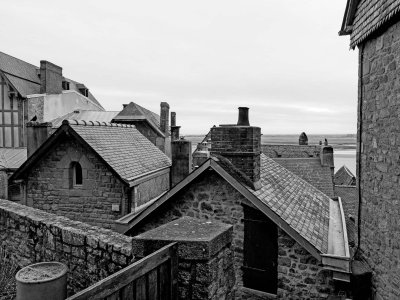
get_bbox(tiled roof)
[0,148,27,169]
[0,51,103,109]
[50,110,119,128]
[66,120,171,182]
[113,102,161,129]
[341,0,400,48]
[335,165,356,186]
[273,158,335,198]
[262,144,320,158]
[249,154,330,253]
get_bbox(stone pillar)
[210,107,261,190]
[132,217,235,300]
[40,61,62,94]
[171,139,192,187]
[160,102,170,136]
[26,122,53,157]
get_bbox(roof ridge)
[62,119,136,128]
[0,51,39,70]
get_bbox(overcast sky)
[1,0,357,135]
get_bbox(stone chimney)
[27,122,53,157]
[40,61,62,94]
[299,132,308,145]
[160,102,170,136]
[170,112,180,141]
[171,139,192,187]
[320,145,334,167]
[210,107,261,190]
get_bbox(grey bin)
[16,262,68,300]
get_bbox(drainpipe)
[354,44,364,258]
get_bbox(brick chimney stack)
[210,107,261,190]
[299,132,308,145]
[26,122,53,157]
[171,139,192,187]
[170,112,180,141]
[160,102,170,137]
[40,61,62,94]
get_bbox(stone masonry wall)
[0,199,134,296]
[262,144,320,158]
[359,21,400,299]
[25,136,128,230]
[0,170,7,199]
[129,170,335,299]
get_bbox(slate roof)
[50,110,119,128]
[335,165,356,186]
[0,51,103,109]
[0,148,27,170]
[250,154,330,253]
[11,121,171,184]
[340,0,400,48]
[112,102,161,130]
[273,158,335,198]
[262,144,320,158]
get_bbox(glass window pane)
[4,127,11,147]
[3,96,10,110]
[13,127,19,147]
[4,112,11,124]
[0,129,3,147]
[13,112,18,125]
[12,98,18,110]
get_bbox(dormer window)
[70,162,83,188]
[79,88,89,97]
[62,80,70,90]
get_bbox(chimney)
[210,107,261,190]
[171,139,192,187]
[170,112,180,141]
[160,102,170,136]
[299,132,308,145]
[40,61,62,94]
[27,122,53,157]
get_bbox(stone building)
[0,51,104,200]
[9,120,171,230]
[340,1,400,299]
[116,108,351,299]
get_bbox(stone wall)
[0,170,7,199]
[129,170,335,299]
[25,136,128,230]
[359,20,400,299]
[0,199,134,295]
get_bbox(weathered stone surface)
[0,199,134,296]
[358,20,400,300]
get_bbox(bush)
[0,247,18,300]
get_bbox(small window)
[70,162,83,188]
[62,81,70,90]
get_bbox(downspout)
[354,44,364,258]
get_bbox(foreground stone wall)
[0,199,134,295]
[129,170,335,299]
[359,21,400,299]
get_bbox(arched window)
[70,162,83,187]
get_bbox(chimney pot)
[237,107,250,126]
[299,132,308,145]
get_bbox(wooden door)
[243,205,278,294]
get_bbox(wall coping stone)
[132,216,232,260]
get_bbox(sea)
[185,134,357,176]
